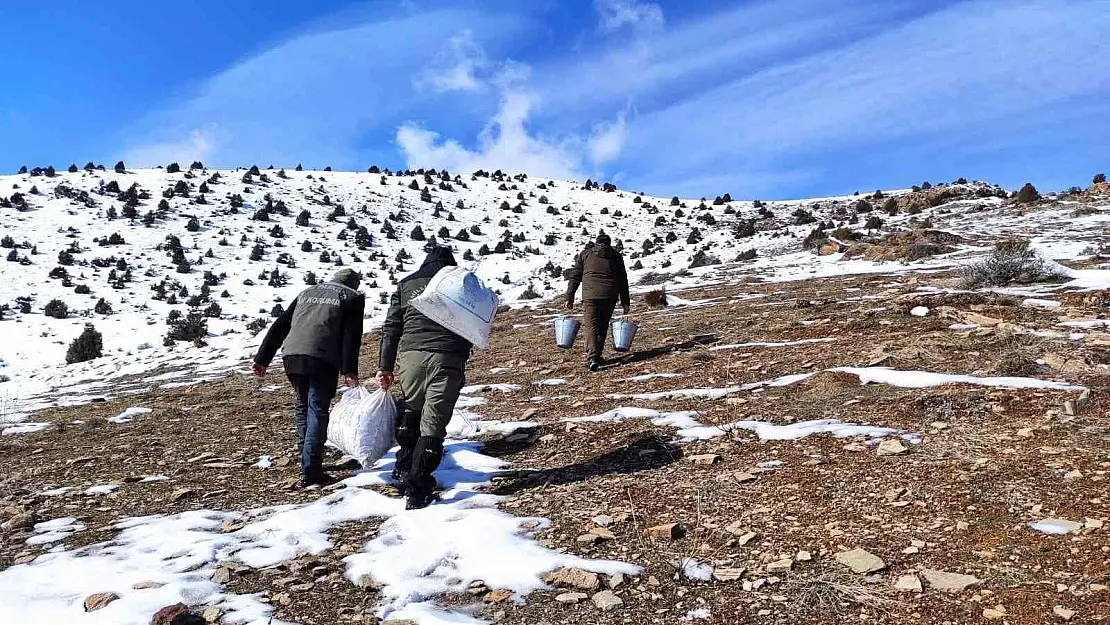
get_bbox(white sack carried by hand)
[328,386,398,469]
[410,266,499,348]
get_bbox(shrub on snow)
[65,324,103,364]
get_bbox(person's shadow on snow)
[490,434,682,496]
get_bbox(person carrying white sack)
[376,246,472,510]
[253,268,365,488]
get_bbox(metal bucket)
[610,318,639,352]
[554,316,581,349]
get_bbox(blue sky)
[2,0,1107,199]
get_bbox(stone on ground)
[591,590,624,612]
[919,568,980,592]
[876,439,910,456]
[894,574,923,593]
[834,548,886,574]
[83,592,120,612]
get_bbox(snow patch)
[676,557,714,581]
[84,484,120,496]
[108,407,153,424]
[621,373,682,382]
[710,337,836,351]
[2,422,51,436]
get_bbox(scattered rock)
[485,589,513,604]
[84,592,120,612]
[583,523,613,537]
[1,511,36,532]
[546,568,600,590]
[919,568,980,592]
[592,515,614,527]
[577,533,604,545]
[1044,353,1089,374]
[1053,606,1076,621]
[876,439,909,456]
[591,590,623,612]
[171,488,197,502]
[834,548,886,574]
[272,592,293,606]
[884,487,908,502]
[201,607,223,623]
[982,606,1007,620]
[796,550,812,562]
[556,592,588,604]
[152,603,204,625]
[607,573,626,589]
[211,567,232,584]
[894,574,923,593]
[644,523,685,540]
[713,567,746,582]
[688,454,721,466]
[766,559,793,574]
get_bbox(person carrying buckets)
[564,233,631,371]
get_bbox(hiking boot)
[300,473,339,489]
[588,357,604,372]
[405,490,438,510]
[390,469,409,496]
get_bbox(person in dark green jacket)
[376,246,471,510]
[253,269,365,487]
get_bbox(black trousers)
[583,298,617,359]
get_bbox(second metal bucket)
[554,316,581,349]
[610,317,639,352]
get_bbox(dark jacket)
[254,281,365,376]
[566,242,630,307]
[379,247,472,372]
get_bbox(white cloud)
[397,86,585,180]
[595,0,664,33]
[587,110,627,165]
[415,30,488,93]
[118,8,529,169]
[123,126,219,167]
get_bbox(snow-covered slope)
[1,165,1107,420]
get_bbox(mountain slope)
[1,165,1107,420]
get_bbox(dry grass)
[991,332,1048,376]
[790,573,899,616]
[644,288,667,308]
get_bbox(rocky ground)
[2,267,1108,625]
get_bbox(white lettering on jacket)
[304,296,341,306]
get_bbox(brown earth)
[1,269,1108,625]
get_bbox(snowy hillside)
[1,164,1108,420]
